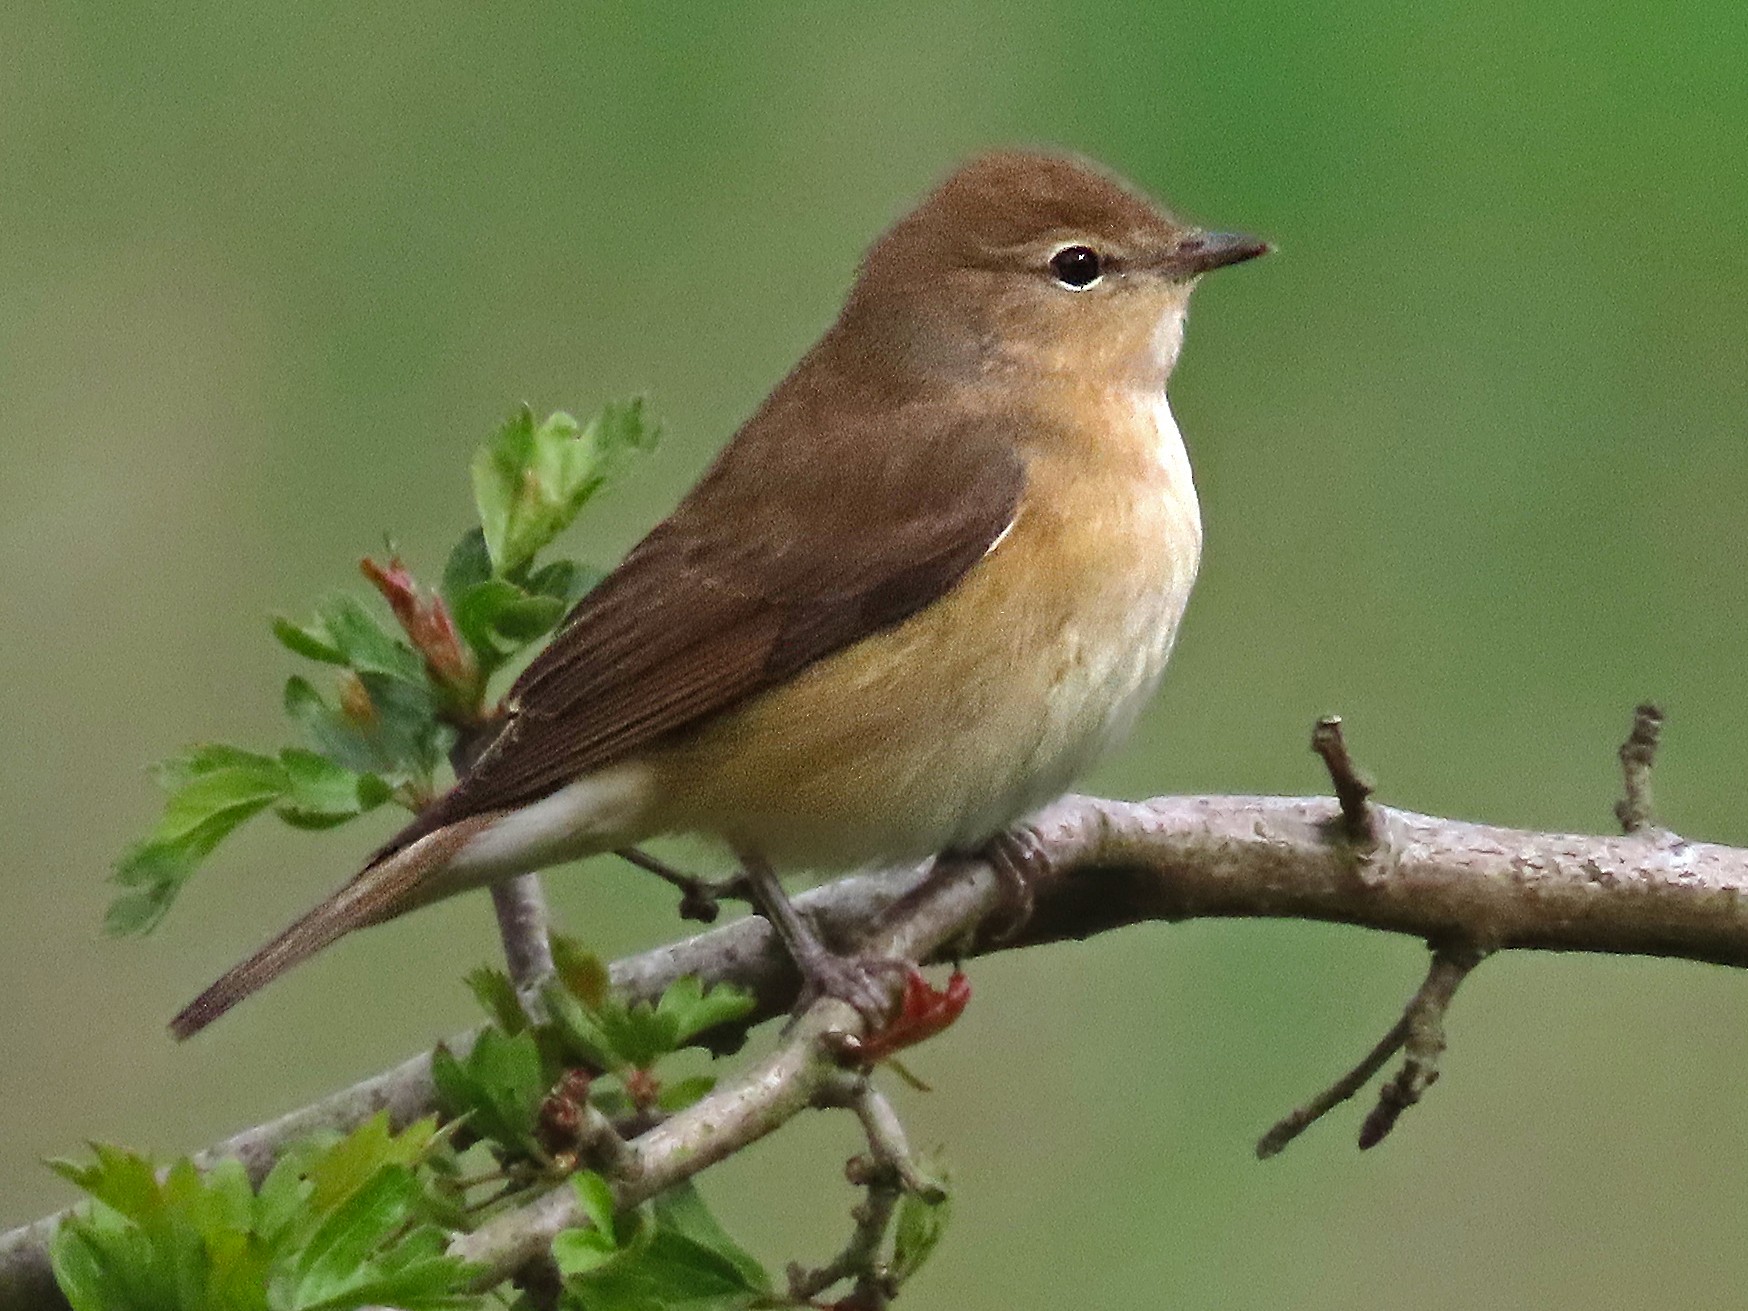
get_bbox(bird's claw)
[791,952,908,1028]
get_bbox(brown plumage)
[170,149,1266,1039]
[381,409,1025,861]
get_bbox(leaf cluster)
[425,947,774,1307]
[432,939,757,1165]
[110,399,656,935]
[49,1115,479,1311]
[551,1174,770,1311]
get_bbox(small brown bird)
[171,149,1267,1038]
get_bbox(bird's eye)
[1049,245,1104,289]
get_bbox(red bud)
[361,555,480,713]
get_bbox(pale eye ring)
[1049,244,1104,289]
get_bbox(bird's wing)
[372,408,1025,860]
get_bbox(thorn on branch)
[1312,715,1377,844]
[1257,942,1488,1159]
[615,847,748,924]
[1614,702,1667,836]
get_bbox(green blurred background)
[4,2,1747,1306]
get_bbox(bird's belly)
[647,467,1200,871]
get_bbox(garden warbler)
[172,149,1267,1038]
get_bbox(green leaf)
[430,1032,547,1158]
[654,976,757,1049]
[537,971,757,1072]
[464,965,529,1034]
[49,1143,164,1223]
[304,1113,440,1219]
[650,1182,769,1294]
[272,616,347,665]
[552,1226,622,1281]
[310,594,427,685]
[439,526,494,611]
[286,1164,418,1306]
[109,749,289,935]
[557,1186,768,1310]
[550,936,611,1009]
[48,1221,120,1311]
[472,401,657,577]
[254,1154,314,1250]
[890,1166,952,1283]
[552,1172,630,1283]
[48,1102,469,1311]
[540,983,617,1072]
[357,673,452,780]
[284,673,449,786]
[524,558,604,606]
[451,579,566,663]
[276,594,429,688]
[282,675,378,776]
[149,744,279,791]
[275,749,392,830]
[573,1172,618,1237]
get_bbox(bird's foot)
[790,947,909,1027]
[977,825,1048,942]
[617,847,750,924]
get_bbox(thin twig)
[786,1159,901,1305]
[1256,1017,1410,1159]
[1359,943,1488,1148]
[1615,702,1667,836]
[789,1076,940,1305]
[1311,715,1377,843]
[840,1080,944,1204]
[1258,942,1489,1157]
[489,877,555,992]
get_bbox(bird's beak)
[1156,231,1271,277]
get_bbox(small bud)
[361,554,481,714]
[555,1068,594,1103]
[535,1066,596,1155]
[537,1097,583,1154]
[624,1066,661,1110]
[337,671,376,727]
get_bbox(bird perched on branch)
[172,148,1268,1038]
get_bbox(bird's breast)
[649,388,1202,870]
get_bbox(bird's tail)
[168,824,472,1040]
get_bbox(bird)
[170,148,1268,1039]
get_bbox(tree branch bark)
[9,781,1748,1305]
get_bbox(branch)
[1257,942,1488,1157]
[789,1076,942,1307]
[1356,943,1487,1148]
[12,746,1748,1301]
[447,844,1003,1284]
